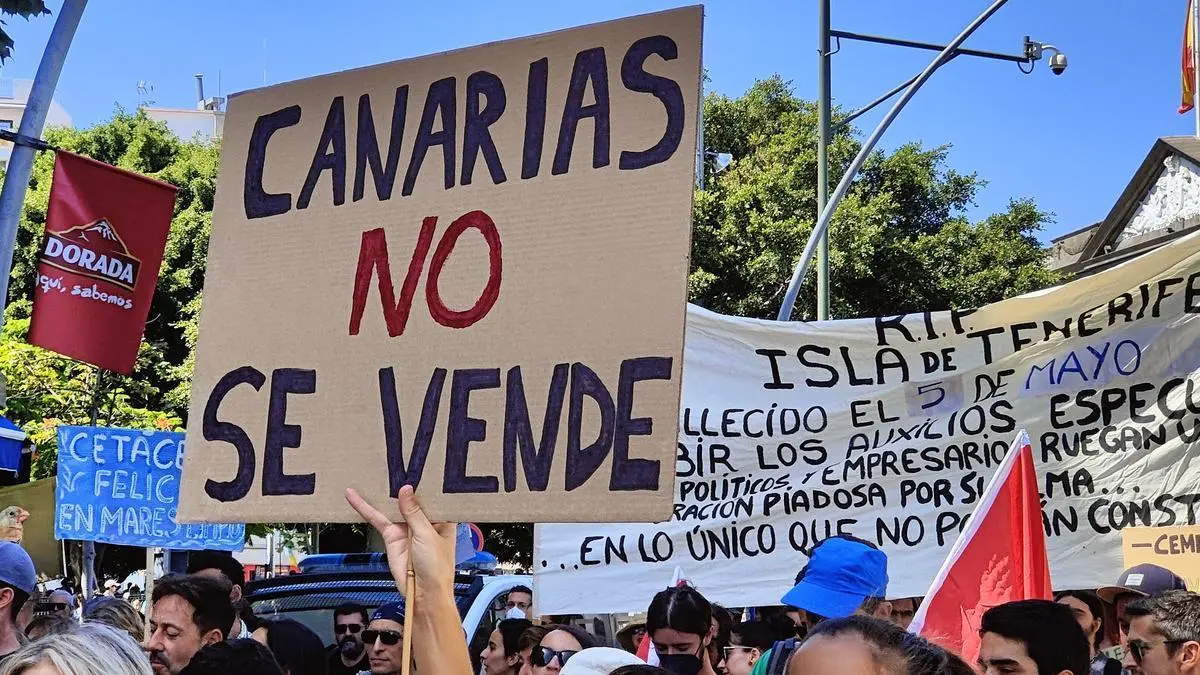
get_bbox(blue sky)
[0,1,1190,242]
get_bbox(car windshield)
[250,583,476,646]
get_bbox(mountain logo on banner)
[40,218,142,292]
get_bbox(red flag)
[27,151,177,374]
[909,430,1051,665]
[1184,0,1196,113]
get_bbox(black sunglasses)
[363,629,402,646]
[1129,639,1188,664]
[334,624,363,635]
[531,647,578,667]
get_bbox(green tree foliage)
[7,109,218,416]
[691,76,1059,320]
[0,313,181,479]
[1,109,215,478]
[0,0,48,62]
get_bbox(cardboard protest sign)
[535,232,1200,613]
[1124,526,1200,591]
[56,427,244,550]
[0,478,60,574]
[179,8,702,523]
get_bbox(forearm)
[413,590,471,674]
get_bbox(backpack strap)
[767,638,799,675]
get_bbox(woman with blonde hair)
[0,622,151,675]
[81,596,145,644]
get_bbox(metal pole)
[816,0,831,320]
[829,29,1032,63]
[697,81,706,190]
[81,366,104,600]
[0,0,87,322]
[778,0,1012,321]
[143,547,155,641]
[838,54,962,131]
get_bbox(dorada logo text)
[40,218,141,292]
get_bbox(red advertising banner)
[28,151,178,374]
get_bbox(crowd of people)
[0,486,1198,675]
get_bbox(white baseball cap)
[560,647,643,675]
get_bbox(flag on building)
[27,151,177,374]
[909,430,1052,664]
[636,566,690,665]
[1183,0,1197,113]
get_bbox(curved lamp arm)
[776,0,1013,321]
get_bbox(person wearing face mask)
[482,618,533,675]
[646,585,718,675]
[530,625,597,675]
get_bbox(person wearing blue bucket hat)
[748,536,892,675]
[780,535,891,624]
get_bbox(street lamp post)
[802,1,1066,322]
[816,0,832,321]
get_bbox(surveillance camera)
[1049,52,1068,75]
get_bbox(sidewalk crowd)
[0,487,1195,675]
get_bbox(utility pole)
[0,0,87,322]
[816,0,831,320]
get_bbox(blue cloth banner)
[54,426,244,550]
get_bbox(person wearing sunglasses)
[517,625,551,675]
[531,625,598,674]
[1123,590,1200,675]
[327,603,369,675]
[977,600,1090,675]
[362,602,406,675]
[725,620,794,675]
[346,484,474,675]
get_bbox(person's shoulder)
[1100,656,1126,675]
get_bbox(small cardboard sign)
[1123,526,1200,592]
[56,427,244,550]
[179,8,702,524]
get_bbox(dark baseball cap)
[187,550,245,588]
[780,536,888,618]
[0,541,36,595]
[1097,563,1187,603]
[371,600,406,625]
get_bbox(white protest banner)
[178,8,702,524]
[535,232,1200,614]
